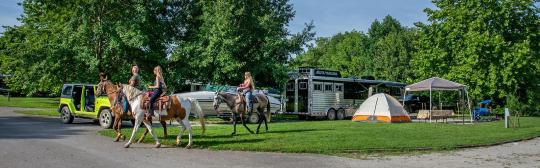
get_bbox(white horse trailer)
[283,68,405,120]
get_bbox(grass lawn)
[0,96,59,116]
[0,96,58,109]
[13,109,58,117]
[99,117,540,156]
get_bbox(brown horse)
[213,91,270,135]
[118,84,206,148]
[96,79,170,142]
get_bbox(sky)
[0,0,436,37]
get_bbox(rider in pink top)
[237,72,255,113]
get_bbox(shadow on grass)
[136,134,266,147]
[267,128,331,134]
[195,138,266,147]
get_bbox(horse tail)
[191,98,206,135]
[266,95,271,122]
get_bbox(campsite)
[1,0,540,167]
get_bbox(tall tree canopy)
[170,0,314,87]
[413,0,540,115]
[0,0,313,95]
[292,15,417,82]
[0,0,176,94]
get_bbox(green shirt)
[130,74,142,90]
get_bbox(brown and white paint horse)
[96,79,169,142]
[213,91,270,135]
[118,84,206,148]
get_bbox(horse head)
[96,79,113,96]
[212,92,222,112]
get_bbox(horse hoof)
[155,143,161,148]
[185,145,192,149]
[113,139,119,142]
[124,143,131,148]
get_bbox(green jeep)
[58,83,113,129]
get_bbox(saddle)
[140,92,171,111]
[237,92,259,104]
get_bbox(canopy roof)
[405,77,465,91]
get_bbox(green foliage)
[291,31,371,77]
[169,0,314,88]
[0,0,313,94]
[413,0,540,115]
[291,15,417,82]
[0,0,172,95]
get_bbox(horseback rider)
[237,71,255,113]
[129,65,142,90]
[146,66,166,120]
[121,65,141,114]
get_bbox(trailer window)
[314,84,322,91]
[324,84,333,92]
[335,85,343,92]
[299,82,307,90]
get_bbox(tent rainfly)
[403,77,472,123]
[352,93,411,123]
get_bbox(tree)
[0,0,196,95]
[292,15,417,82]
[413,0,540,115]
[170,0,314,87]
[291,31,372,77]
[371,29,418,82]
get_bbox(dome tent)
[352,93,411,123]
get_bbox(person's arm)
[237,80,251,90]
[129,75,136,86]
[148,77,158,89]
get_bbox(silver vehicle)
[175,90,282,123]
[284,68,405,120]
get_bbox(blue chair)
[473,100,492,121]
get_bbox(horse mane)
[122,84,143,99]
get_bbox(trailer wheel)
[336,108,345,120]
[327,109,336,120]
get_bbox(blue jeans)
[244,91,253,111]
[122,96,129,113]
[148,89,163,115]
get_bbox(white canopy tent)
[403,77,472,123]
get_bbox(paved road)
[1,107,539,168]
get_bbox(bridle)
[214,92,237,113]
[213,94,223,113]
